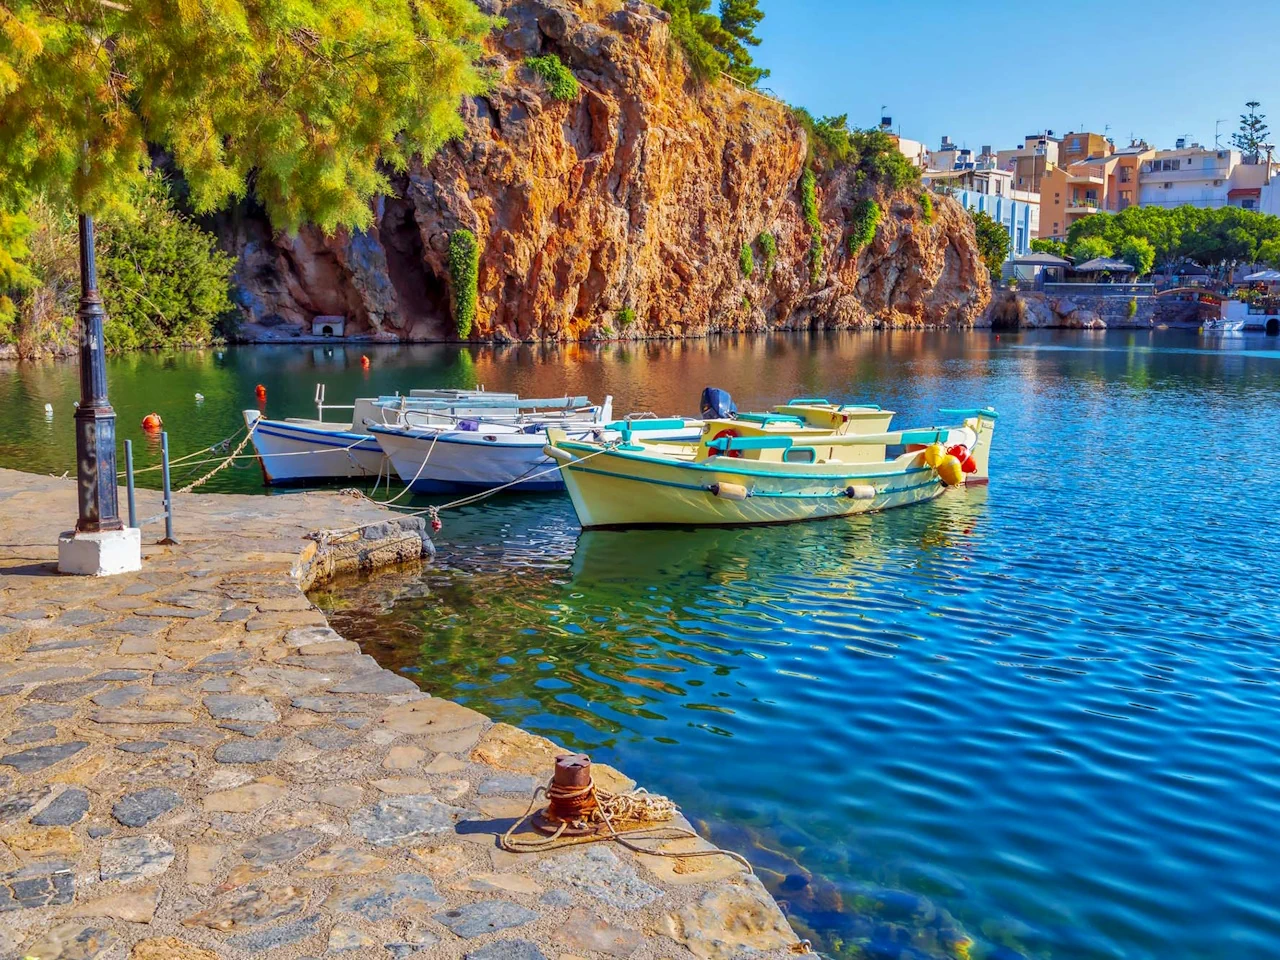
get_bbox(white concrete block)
[57,527,142,576]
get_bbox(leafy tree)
[790,110,919,189]
[657,0,767,86]
[1118,236,1155,277]
[0,0,493,233]
[1232,101,1270,163]
[96,177,234,350]
[1258,238,1280,269]
[717,0,768,86]
[1030,238,1067,257]
[0,210,36,338]
[969,209,1010,280]
[1069,236,1115,263]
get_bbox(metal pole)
[124,439,137,529]
[72,214,122,534]
[159,431,177,544]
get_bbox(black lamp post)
[73,214,122,534]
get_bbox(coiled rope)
[500,771,754,873]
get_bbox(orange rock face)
[223,0,989,341]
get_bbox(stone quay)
[0,468,799,960]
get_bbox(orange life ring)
[710,428,743,459]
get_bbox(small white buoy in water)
[194,392,205,403]
[44,403,53,417]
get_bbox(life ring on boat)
[710,428,743,458]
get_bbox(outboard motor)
[700,387,737,420]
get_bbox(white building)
[1135,143,1280,211]
[922,167,1040,259]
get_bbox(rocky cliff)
[219,0,990,342]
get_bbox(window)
[1163,182,1172,189]
[1120,190,1132,202]
[1119,167,1131,183]
[1243,198,1257,210]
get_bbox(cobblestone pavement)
[0,469,799,960]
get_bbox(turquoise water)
[6,332,1280,958]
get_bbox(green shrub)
[1127,297,1138,319]
[616,305,636,327]
[447,228,480,339]
[790,110,920,190]
[97,176,235,350]
[525,54,579,102]
[800,168,822,282]
[757,231,777,278]
[919,192,934,225]
[847,199,881,256]
[739,242,754,277]
[741,295,750,311]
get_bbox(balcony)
[1066,198,1103,215]
[1067,171,1105,185]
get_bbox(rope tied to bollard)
[499,754,753,873]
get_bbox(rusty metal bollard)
[534,753,599,835]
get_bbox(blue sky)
[752,0,1278,155]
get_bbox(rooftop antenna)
[1215,119,1229,149]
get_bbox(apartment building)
[1037,145,1154,239]
[996,133,1060,193]
[1059,131,1113,166]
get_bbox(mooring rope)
[499,773,754,872]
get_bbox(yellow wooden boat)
[544,408,996,529]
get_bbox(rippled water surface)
[6,331,1280,958]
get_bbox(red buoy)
[141,413,163,432]
[255,384,267,401]
[961,456,977,474]
[360,355,371,369]
[946,444,969,462]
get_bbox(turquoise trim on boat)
[707,435,795,453]
[939,407,998,420]
[603,418,689,432]
[563,463,940,500]
[837,403,881,411]
[557,440,935,481]
[898,429,948,445]
[787,397,829,405]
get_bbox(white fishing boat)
[369,387,901,494]
[243,386,603,485]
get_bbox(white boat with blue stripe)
[243,386,603,485]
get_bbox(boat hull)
[556,447,945,528]
[374,424,703,493]
[245,413,385,484]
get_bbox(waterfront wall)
[985,291,1201,329]
[0,470,799,960]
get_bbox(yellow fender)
[936,455,964,487]
[924,443,946,468]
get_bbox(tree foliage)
[526,54,579,102]
[1118,236,1155,277]
[848,199,881,256]
[0,0,493,233]
[1232,101,1270,163]
[800,168,822,282]
[98,178,235,350]
[790,111,919,189]
[1069,236,1114,263]
[447,228,480,338]
[1067,205,1280,275]
[757,231,777,278]
[2,182,234,352]
[919,192,933,225]
[0,209,36,337]
[739,242,754,277]
[969,209,1010,280]
[1030,238,1067,257]
[656,0,766,86]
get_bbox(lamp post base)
[57,527,142,577]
